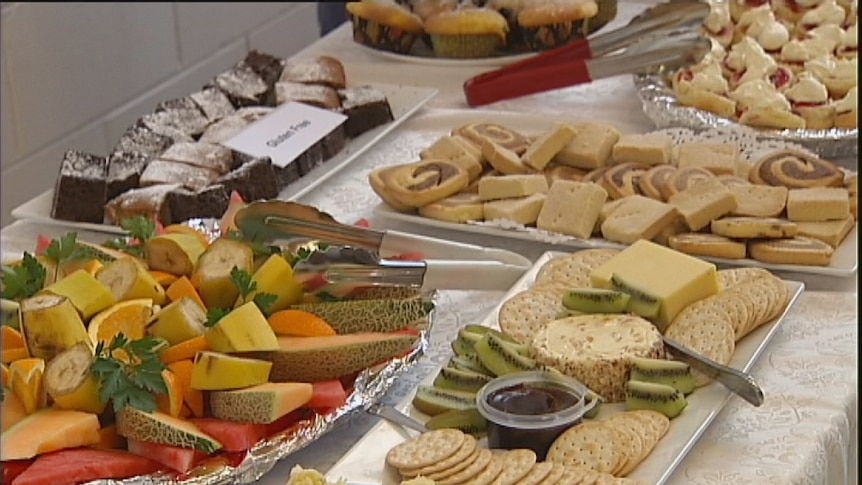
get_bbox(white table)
[0,1,857,484]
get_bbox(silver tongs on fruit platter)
[464,0,712,106]
[234,200,532,292]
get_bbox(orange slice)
[9,357,47,414]
[87,298,154,347]
[158,335,209,365]
[165,276,206,310]
[1,347,30,365]
[155,369,184,418]
[1,363,9,388]
[267,309,337,337]
[167,359,204,418]
[2,326,26,350]
[149,270,179,288]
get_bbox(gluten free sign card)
[223,102,347,168]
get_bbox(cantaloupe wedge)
[242,332,418,382]
[209,382,313,424]
[1,408,101,460]
[1,388,27,432]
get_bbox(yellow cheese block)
[589,240,719,331]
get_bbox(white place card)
[222,102,347,168]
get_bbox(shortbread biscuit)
[710,216,799,239]
[676,142,740,175]
[668,177,738,231]
[536,180,608,239]
[748,236,835,266]
[483,193,546,225]
[795,217,855,248]
[651,215,688,246]
[478,174,549,201]
[594,197,630,235]
[552,122,620,169]
[786,187,851,222]
[543,163,587,186]
[674,85,737,119]
[728,184,788,217]
[383,159,470,207]
[668,232,747,259]
[600,195,679,244]
[418,191,484,223]
[662,167,716,200]
[522,123,577,170]
[611,133,673,166]
[481,139,531,175]
[420,135,484,181]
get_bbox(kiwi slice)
[583,389,604,419]
[609,273,661,320]
[449,355,494,376]
[460,324,520,344]
[425,408,487,435]
[624,380,688,419]
[630,356,695,395]
[451,338,477,358]
[474,333,537,377]
[412,385,478,416]
[434,366,493,393]
[561,288,631,314]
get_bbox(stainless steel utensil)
[367,404,428,433]
[663,337,765,407]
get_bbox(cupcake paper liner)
[350,14,420,54]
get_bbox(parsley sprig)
[102,216,158,258]
[1,252,47,300]
[91,333,167,413]
[225,230,281,261]
[231,266,277,315]
[44,232,90,265]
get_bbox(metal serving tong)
[463,0,711,107]
[234,200,532,292]
[664,337,765,407]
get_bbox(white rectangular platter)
[324,251,806,485]
[368,110,858,278]
[11,81,437,235]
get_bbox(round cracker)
[568,248,620,267]
[547,422,626,475]
[437,448,493,485]
[535,257,594,288]
[518,461,554,485]
[557,465,592,485]
[710,290,753,341]
[385,429,465,469]
[498,285,569,345]
[536,463,566,485]
[401,433,478,477]
[497,449,538,485]
[665,314,735,387]
[461,454,504,485]
[624,410,671,440]
[607,424,644,477]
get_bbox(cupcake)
[408,0,460,20]
[517,0,600,51]
[486,0,530,50]
[346,1,425,54]
[423,8,509,58]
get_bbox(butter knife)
[663,336,765,407]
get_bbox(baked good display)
[368,119,857,268]
[669,0,857,130]
[47,50,394,226]
[422,8,509,58]
[553,121,620,169]
[346,1,425,54]
[748,235,835,265]
[516,0,600,51]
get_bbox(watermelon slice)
[189,418,268,452]
[306,380,348,409]
[10,447,161,485]
[3,459,33,485]
[126,438,207,474]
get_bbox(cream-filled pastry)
[799,0,846,30]
[838,23,857,57]
[737,5,791,52]
[832,86,857,128]
[725,36,779,86]
[705,0,735,46]
[729,79,793,112]
[785,72,835,128]
[730,0,771,22]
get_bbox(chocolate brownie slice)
[137,108,206,142]
[111,125,173,158]
[189,87,236,123]
[105,183,180,225]
[51,150,109,223]
[167,184,230,224]
[241,50,285,90]
[106,151,150,200]
[199,115,250,144]
[275,82,342,109]
[338,85,394,138]
[216,157,280,202]
[159,142,237,175]
[139,159,220,192]
[321,124,348,160]
[280,56,346,89]
[209,63,274,108]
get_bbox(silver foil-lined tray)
[633,68,858,160]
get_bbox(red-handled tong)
[463,0,711,107]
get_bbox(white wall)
[0,2,322,228]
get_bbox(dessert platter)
[11,53,437,235]
[345,0,619,65]
[0,205,439,485]
[366,110,858,277]
[325,246,805,485]
[633,0,858,158]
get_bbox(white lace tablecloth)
[0,1,856,484]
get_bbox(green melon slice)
[1,408,101,460]
[210,382,314,423]
[116,407,221,453]
[290,299,434,334]
[243,332,419,382]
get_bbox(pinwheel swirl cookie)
[749,149,845,188]
[370,159,470,208]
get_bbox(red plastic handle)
[463,39,595,106]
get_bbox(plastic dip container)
[476,371,595,460]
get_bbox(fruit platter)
[325,242,805,485]
[0,194,435,485]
